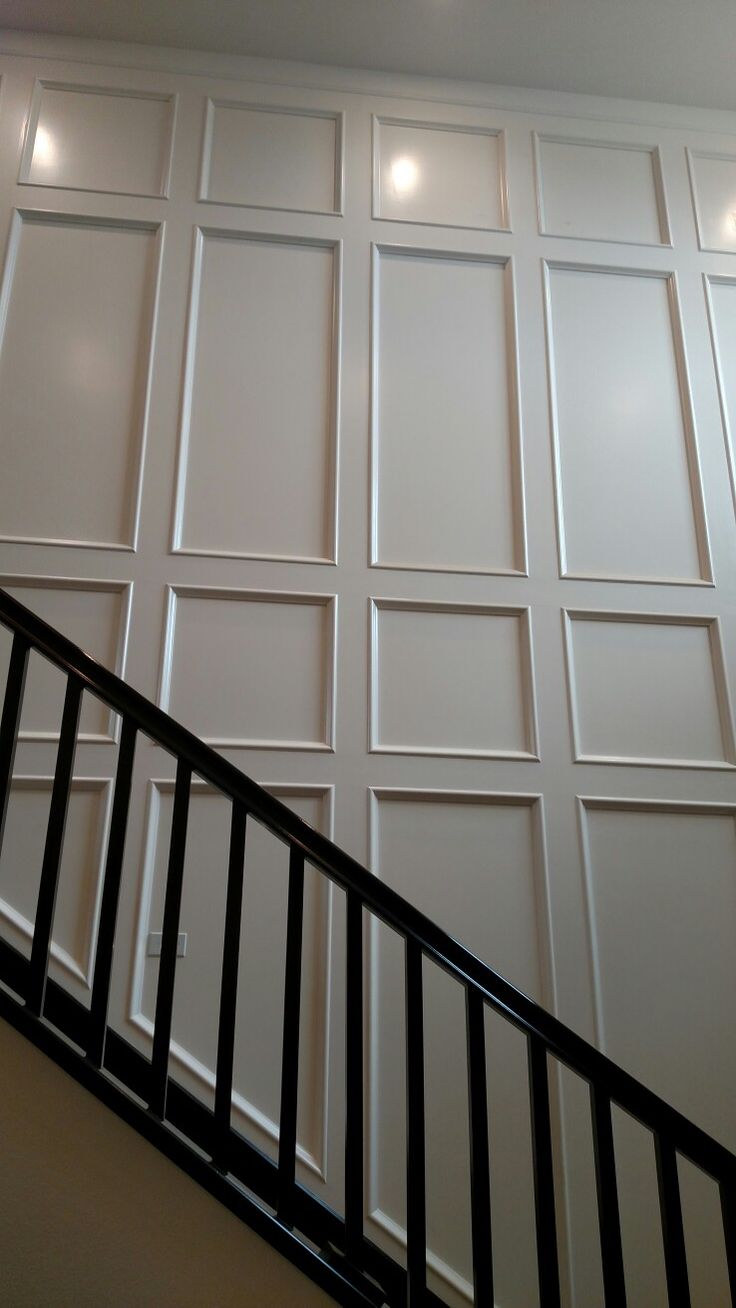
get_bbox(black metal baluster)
[87,717,137,1068]
[405,937,426,1305]
[466,987,494,1306]
[149,758,191,1119]
[590,1085,627,1308]
[26,675,83,1017]
[720,1177,736,1301]
[345,889,364,1264]
[655,1137,690,1308]
[278,845,305,1226]
[527,1036,561,1308]
[212,800,248,1171]
[0,634,29,854]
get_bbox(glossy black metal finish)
[87,717,137,1067]
[528,1037,561,1308]
[0,633,28,850]
[1,586,736,1308]
[149,757,191,1119]
[590,1085,627,1308]
[213,800,247,1170]
[656,1138,691,1308]
[345,891,364,1263]
[278,845,305,1227]
[405,938,427,1304]
[466,987,494,1307]
[26,674,82,1017]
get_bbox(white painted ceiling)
[0,0,734,113]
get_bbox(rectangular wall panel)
[20,81,175,196]
[536,135,667,243]
[373,248,523,574]
[160,587,335,750]
[0,777,110,996]
[546,264,707,582]
[374,118,506,229]
[565,611,734,767]
[202,100,341,213]
[0,213,160,549]
[175,231,338,562]
[705,274,736,511]
[0,577,130,741]
[688,150,736,252]
[369,790,547,1306]
[371,599,536,758]
[132,782,332,1176]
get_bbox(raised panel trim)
[562,607,736,769]
[686,147,736,254]
[0,207,165,553]
[0,775,112,988]
[532,131,672,246]
[366,786,554,1299]
[199,96,345,216]
[18,78,177,198]
[0,573,133,744]
[703,272,736,518]
[158,583,337,752]
[577,795,736,1049]
[370,242,528,577]
[127,777,334,1180]
[170,225,341,566]
[542,257,713,586]
[369,597,539,760]
[371,114,511,233]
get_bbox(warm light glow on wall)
[31,125,56,170]
[390,155,419,196]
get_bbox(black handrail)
[0,584,734,1307]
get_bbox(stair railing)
[0,585,734,1308]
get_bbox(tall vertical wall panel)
[1,33,736,1306]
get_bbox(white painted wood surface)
[0,34,735,1306]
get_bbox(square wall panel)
[0,213,160,549]
[581,800,736,1146]
[565,612,734,768]
[0,777,109,997]
[20,82,174,197]
[688,151,736,252]
[536,136,667,244]
[175,232,338,562]
[0,578,130,741]
[134,782,332,1174]
[371,600,536,758]
[373,249,523,574]
[546,264,707,583]
[374,118,506,229]
[161,588,335,750]
[203,101,340,213]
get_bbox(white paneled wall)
[1,32,736,1306]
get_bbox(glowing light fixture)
[390,155,419,196]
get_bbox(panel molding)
[158,584,337,751]
[366,786,555,1299]
[542,257,713,586]
[686,147,736,253]
[533,131,671,246]
[371,114,511,232]
[18,78,177,198]
[370,242,528,577]
[0,775,112,988]
[199,96,345,215]
[0,573,133,744]
[369,597,539,760]
[703,272,736,519]
[562,607,736,769]
[127,777,334,1180]
[0,207,165,552]
[577,795,736,1049]
[170,224,341,565]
